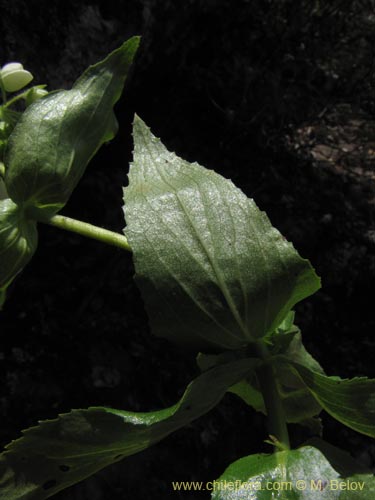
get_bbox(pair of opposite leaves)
[2,38,375,500]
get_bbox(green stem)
[255,341,290,451]
[3,91,26,108]
[3,85,46,108]
[42,214,132,252]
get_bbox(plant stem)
[3,85,46,108]
[255,341,290,451]
[3,91,26,108]
[42,214,132,252]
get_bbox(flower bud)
[25,87,48,106]
[0,62,33,92]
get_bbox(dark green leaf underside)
[198,329,324,426]
[0,358,257,500]
[288,361,375,438]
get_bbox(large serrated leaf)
[123,116,320,351]
[0,357,257,500]
[212,445,375,499]
[4,37,140,218]
[0,198,37,308]
[285,361,375,438]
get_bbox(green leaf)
[0,178,7,199]
[4,37,140,218]
[230,378,323,434]
[266,311,299,354]
[0,108,22,163]
[0,357,257,500]
[230,363,323,427]
[123,116,320,351]
[269,329,324,425]
[304,438,372,478]
[286,361,375,438]
[212,445,375,499]
[229,378,265,413]
[197,326,324,426]
[275,328,324,374]
[0,107,22,130]
[304,438,375,499]
[0,198,37,308]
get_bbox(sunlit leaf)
[123,116,320,351]
[5,37,140,218]
[212,444,375,499]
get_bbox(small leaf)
[287,361,375,438]
[229,378,265,413]
[5,37,140,218]
[24,86,49,107]
[266,311,299,354]
[0,108,22,163]
[0,198,37,307]
[270,328,324,424]
[0,358,257,500]
[0,107,22,130]
[229,366,323,426]
[212,445,375,499]
[123,116,320,351]
[275,328,324,374]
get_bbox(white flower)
[0,62,33,93]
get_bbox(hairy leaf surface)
[5,37,139,218]
[212,445,375,499]
[0,358,257,500]
[124,116,320,351]
[0,198,37,308]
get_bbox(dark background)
[1,0,375,498]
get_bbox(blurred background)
[0,1,375,498]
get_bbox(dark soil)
[1,1,374,498]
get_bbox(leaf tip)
[132,114,154,148]
[132,112,144,128]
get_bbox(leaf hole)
[59,465,70,472]
[43,480,57,490]
[185,405,192,411]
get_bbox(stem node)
[255,342,290,451]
